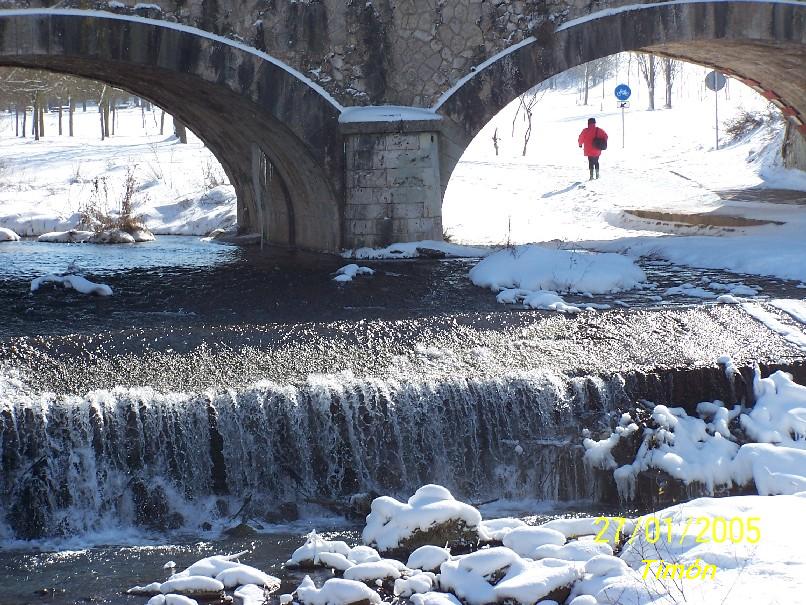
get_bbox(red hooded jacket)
[578,125,608,158]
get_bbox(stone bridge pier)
[340,112,445,249]
[0,0,803,254]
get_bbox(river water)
[1,236,805,604]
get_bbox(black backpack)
[593,128,607,150]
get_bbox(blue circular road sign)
[614,84,632,101]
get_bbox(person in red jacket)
[578,117,608,180]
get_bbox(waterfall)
[0,369,634,541]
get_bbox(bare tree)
[636,53,657,110]
[511,88,545,156]
[662,57,680,109]
[491,127,499,156]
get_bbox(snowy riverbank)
[0,107,236,238]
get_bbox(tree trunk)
[663,58,674,109]
[583,63,590,106]
[21,106,26,138]
[14,104,19,137]
[174,118,187,143]
[69,95,75,137]
[39,103,45,137]
[58,102,63,135]
[82,99,87,112]
[160,110,165,135]
[33,95,40,141]
[111,103,116,136]
[103,99,110,138]
[647,56,656,111]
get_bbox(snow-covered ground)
[0,106,236,237]
[444,61,806,284]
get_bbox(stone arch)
[0,9,345,252]
[434,0,806,190]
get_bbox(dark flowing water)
[2,236,806,604]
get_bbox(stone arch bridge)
[0,0,803,253]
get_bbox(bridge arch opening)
[0,9,345,252]
[441,51,800,247]
[435,0,806,194]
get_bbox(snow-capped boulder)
[406,545,452,572]
[215,564,280,591]
[362,485,482,555]
[478,518,527,542]
[295,575,382,605]
[90,228,136,244]
[0,227,20,241]
[159,576,224,599]
[342,560,403,583]
[501,526,567,558]
[38,229,94,243]
[286,530,352,568]
[30,273,113,296]
[439,547,581,605]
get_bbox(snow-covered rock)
[598,368,806,501]
[172,552,247,578]
[393,572,436,597]
[501,526,567,558]
[30,273,113,296]
[334,264,374,282]
[295,575,382,605]
[159,576,224,598]
[478,518,527,542]
[233,584,269,605]
[0,226,20,241]
[362,485,482,553]
[38,229,94,243]
[215,564,280,591]
[90,228,136,244]
[286,530,352,568]
[147,596,198,605]
[406,545,452,572]
[439,547,581,605]
[342,560,403,582]
[469,245,646,298]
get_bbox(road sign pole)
[622,104,625,149]
[714,87,719,150]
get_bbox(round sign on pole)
[614,84,632,101]
[705,71,727,92]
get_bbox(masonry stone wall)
[344,128,443,248]
[0,0,667,108]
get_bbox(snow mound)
[147,595,198,605]
[409,592,463,605]
[0,227,20,241]
[439,547,581,605]
[344,240,489,260]
[501,526,566,558]
[362,485,482,552]
[215,564,280,590]
[159,576,224,596]
[470,245,646,294]
[394,572,436,597]
[30,273,113,296]
[295,575,382,605]
[334,264,375,282]
[342,560,403,582]
[287,530,352,567]
[38,229,94,243]
[478,518,526,542]
[406,545,452,571]
[469,245,645,312]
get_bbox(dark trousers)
[587,156,600,171]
